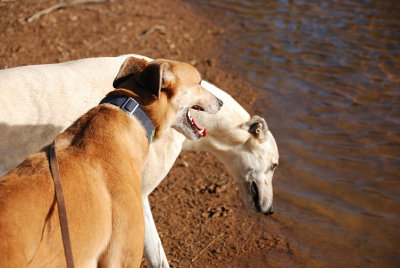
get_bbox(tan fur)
[0,58,221,267]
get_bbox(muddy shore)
[0,0,291,267]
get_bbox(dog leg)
[143,196,170,268]
[97,187,144,268]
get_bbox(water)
[192,0,400,266]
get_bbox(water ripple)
[194,0,400,266]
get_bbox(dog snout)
[264,206,274,216]
[217,98,223,108]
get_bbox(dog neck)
[99,95,155,143]
[106,89,169,139]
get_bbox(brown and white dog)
[0,57,222,267]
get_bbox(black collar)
[99,95,155,143]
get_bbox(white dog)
[0,55,279,267]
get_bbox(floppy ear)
[113,57,149,88]
[136,61,174,99]
[242,115,268,141]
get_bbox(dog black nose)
[264,206,274,216]
[217,98,223,107]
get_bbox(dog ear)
[242,115,268,141]
[113,57,149,88]
[136,61,174,99]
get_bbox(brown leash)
[49,139,75,268]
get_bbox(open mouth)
[186,107,206,138]
[250,181,261,212]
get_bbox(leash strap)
[99,95,155,142]
[49,139,75,268]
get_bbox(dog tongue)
[192,116,207,137]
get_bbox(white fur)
[0,55,278,267]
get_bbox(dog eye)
[271,163,278,171]
[246,169,256,180]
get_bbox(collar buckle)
[121,98,139,115]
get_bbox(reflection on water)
[195,0,400,266]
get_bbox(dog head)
[203,114,278,215]
[234,116,279,215]
[112,57,223,140]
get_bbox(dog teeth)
[188,111,194,123]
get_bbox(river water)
[193,0,400,267]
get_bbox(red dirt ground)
[0,0,292,267]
